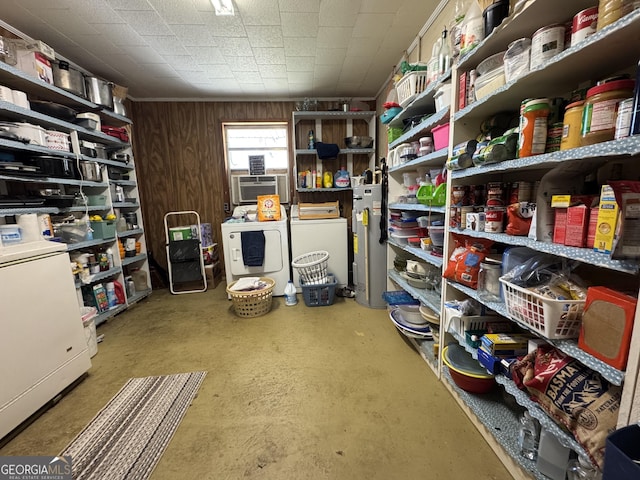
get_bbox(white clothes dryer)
[221,205,290,296]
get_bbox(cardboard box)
[16,50,53,84]
[551,195,572,208]
[593,185,618,254]
[466,212,486,231]
[553,208,567,244]
[477,346,501,374]
[458,71,467,110]
[565,204,589,248]
[480,333,531,356]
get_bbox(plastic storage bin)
[602,424,640,480]
[90,220,116,239]
[499,276,585,339]
[301,274,337,307]
[396,71,429,107]
[431,122,450,151]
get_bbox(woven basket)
[291,250,329,285]
[226,277,275,318]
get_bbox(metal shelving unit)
[388,268,441,315]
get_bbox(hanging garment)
[241,230,265,266]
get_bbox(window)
[223,122,289,172]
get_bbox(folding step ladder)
[164,211,207,294]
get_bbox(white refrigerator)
[0,240,91,440]
[290,205,348,292]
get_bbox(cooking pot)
[85,76,114,109]
[79,161,102,182]
[52,61,86,98]
[113,97,126,117]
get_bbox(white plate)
[390,308,432,338]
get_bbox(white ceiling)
[0,0,441,101]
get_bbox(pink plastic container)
[432,122,450,151]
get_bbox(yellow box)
[593,185,618,254]
[551,195,572,208]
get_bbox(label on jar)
[615,98,633,139]
[531,117,548,154]
[582,98,620,134]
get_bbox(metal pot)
[85,76,113,109]
[113,97,126,117]
[52,61,86,98]
[79,161,102,182]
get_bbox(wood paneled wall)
[129,101,296,271]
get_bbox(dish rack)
[396,71,429,107]
[499,277,585,339]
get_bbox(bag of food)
[257,195,281,221]
[511,344,621,468]
[505,202,534,236]
[443,234,493,289]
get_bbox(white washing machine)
[290,204,348,292]
[222,205,290,296]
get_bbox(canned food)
[486,182,506,207]
[615,97,634,140]
[572,7,599,45]
[531,25,565,70]
[450,206,461,229]
[469,184,486,206]
[460,206,474,229]
[451,185,470,205]
[485,207,505,233]
[509,182,533,204]
[546,122,564,153]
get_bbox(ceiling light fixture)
[211,0,235,16]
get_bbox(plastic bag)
[443,234,493,289]
[257,195,281,222]
[505,202,534,236]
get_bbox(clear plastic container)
[478,260,502,302]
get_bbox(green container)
[169,226,192,241]
[87,195,107,206]
[90,220,116,239]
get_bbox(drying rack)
[164,210,207,294]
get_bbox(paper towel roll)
[17,213,43,242]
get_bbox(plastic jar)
[478,259,502,301]
[581,79,635,145]
[518,98,550,157]
[597,0,637,31]
[560,100,585,150]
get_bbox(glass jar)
[478,259,502,302]
[567,456,602,480]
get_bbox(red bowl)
[449,367,496,394]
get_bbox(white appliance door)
[0,251,91,438]
[225,228,284,275]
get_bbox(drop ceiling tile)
[316,27,352,48]
[204,65,235,79]
[161,54,199,70]
[236,0,280,26]
[253,48,286,65]
[283,37,316,57]
[280,13,318,37]
[318,0,358,27]
[262,78,289,91]
[245,26,283,48]
[352,13,395,37]
[106,0,154,11]
[116,10,173,36]
[225,56,259,72]
[169,25,218,47]
[314,48,347,65]
[216,37,253,56]
[30,9,97,36]
[62,35,123,56]
[208,16,247,37]
[91,23,148,46]
[234,71,262,84]
[181,71,210,83]
[258,64,287,79]
[192,0,214,12]
[206,79,237,89]
[124,45,168,64]
[147,0,204,24]
[285,57,315,72]
[359,0,400,14]
[313,64,338,80]
[77,3,123,23]
[190,46,226,64]
[347,37,383,56]
[278,0,320,13]
[287,71,313,83]
[142,36,189,55]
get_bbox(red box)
[458,71,467,111]
[553,208,567,244]
[578,287,637,370]
[565,204,589,247]
[431,122,450,151]
[587,206,598,248]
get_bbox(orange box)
[578,287,637,370]
[553,208,567,244]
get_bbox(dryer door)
[225,228,284,276]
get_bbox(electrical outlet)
[224,203,230,212]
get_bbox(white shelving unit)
[0,51,151,326]
[383,2,640,479]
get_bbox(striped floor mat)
[61,371,207,480]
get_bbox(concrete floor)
[0,284,513,480]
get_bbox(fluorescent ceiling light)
[211,0,235,16]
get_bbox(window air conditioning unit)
[230,174,289,205]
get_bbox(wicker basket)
[226,277,275,317]
[291,250,329,285]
